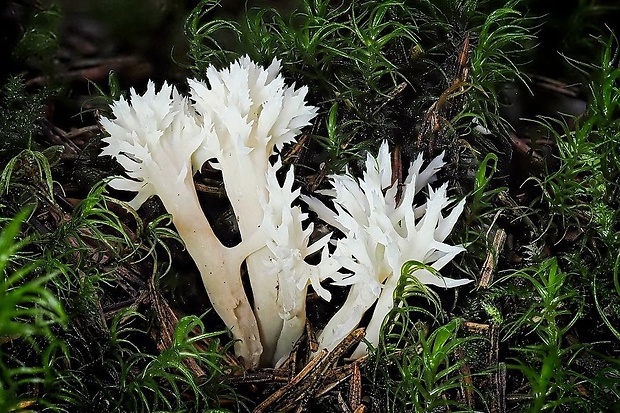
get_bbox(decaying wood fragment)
[253,328,365,413]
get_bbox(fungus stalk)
[100,82,263,367]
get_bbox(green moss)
[0,76,49,163]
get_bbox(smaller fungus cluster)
[100,57,471,369]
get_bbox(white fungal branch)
[260,160,339,365]
[100,82,263,368]
[188,57,322,366]
[188,57,317,238]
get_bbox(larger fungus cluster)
[100,57,471,369]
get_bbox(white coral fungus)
[100,56,469,367]
[260,160,339,365]
[100,57,326,368]
[302,141,471,359]
[189,57,317,236]
[188,57,324,365]
[100,81,264,368]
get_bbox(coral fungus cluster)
[100,57,470,368]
